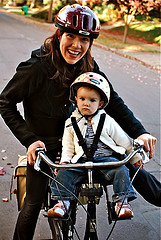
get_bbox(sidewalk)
[97,23,161,71]
[1,6,160,71]
[94,41,161,71]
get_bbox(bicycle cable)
[36,146,145,240]
[50,167,81,240]
[105,163,143,240]
[38,168,98,238]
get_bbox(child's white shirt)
[60,109,142,164]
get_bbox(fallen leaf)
[0,168,5,175]
[2,198,8,202]
[1,150,6,153]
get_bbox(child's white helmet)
[70,72,110,108]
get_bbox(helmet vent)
[72,15,77,27]
[92,19,96,31]
[83,15,88,30]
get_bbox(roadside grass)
[96,21,161,53]
[130,22,161,44]
[104,22,160,45]
[96,31,160,53]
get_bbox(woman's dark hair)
[43,29,94,88]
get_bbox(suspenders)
[71,113,106,161]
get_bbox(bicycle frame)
[34,139,148,240]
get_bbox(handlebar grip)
[34,148,45,172]
[35,147,45,156]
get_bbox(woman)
[0,4,158,240]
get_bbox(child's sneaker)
[47,201,68,218]
[115,202,134,219]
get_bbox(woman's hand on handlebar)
[27,140,46,165]
[137,133,157,159]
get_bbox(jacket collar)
[71,108,105,121]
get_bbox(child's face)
[75,86,104,116]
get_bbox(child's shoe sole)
[47,202,67,218]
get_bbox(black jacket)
[0,48,147,151]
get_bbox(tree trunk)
[123,14,135,44]
[48,0,54,23]
[123,22,128,44]
[30,0,35,9]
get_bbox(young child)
[47,72,142,219]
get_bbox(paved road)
[0,10,160,240]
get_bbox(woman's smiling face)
[59,32,90,65]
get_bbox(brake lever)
[140,150,150,164]
[133,139,149,164]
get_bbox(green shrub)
[107,22,160,45]
[93,4,119,23]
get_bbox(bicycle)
[34,139,149,240]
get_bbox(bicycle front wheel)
[48,217,74,240]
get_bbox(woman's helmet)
[55,4,100,39]
[70,72,110,109]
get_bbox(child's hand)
[54,162,69,176]
[133,159,144,169]
[54,168,59,176]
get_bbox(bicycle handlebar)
[34,139,149,172]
